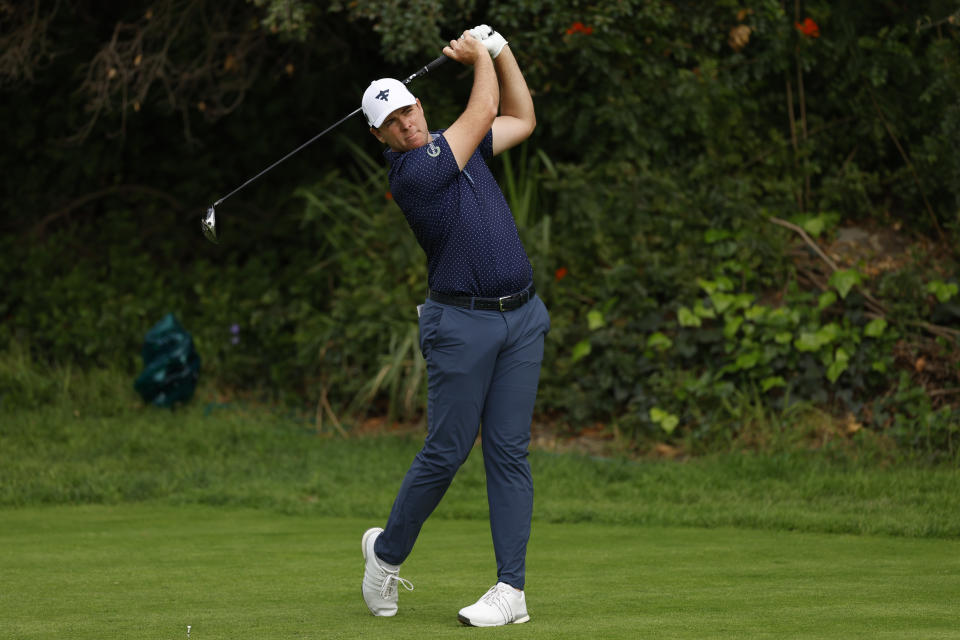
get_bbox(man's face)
[371,99,431,152]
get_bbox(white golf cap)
[362,78,417,128]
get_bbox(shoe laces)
[477,583,518,621]
[480,583,512,605]
[380,572,414,600]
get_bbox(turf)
[3,397,960,638]
[1,505,958,639]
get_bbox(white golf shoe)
[361,527,413,616]
[457,582,530,627]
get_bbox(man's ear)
[370,127,385,144]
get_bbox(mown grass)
[3,388,960,538]
[3,357,960,638]
[2,505,959,640]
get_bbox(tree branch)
[67,0,267,143]
[769,216,840,271]
[771,216,960,342]
[867,87,949,247]
[769,215,887,315]
[31,184,185,238]
[0,0,59,85]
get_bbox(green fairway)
[3,400,960,638]
[1,505,958,639]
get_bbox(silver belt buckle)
[498,295,510,311]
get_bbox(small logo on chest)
[427,142,440,157]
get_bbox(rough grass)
[2,395,960,537]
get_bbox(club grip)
[424,54,448,73]
[403,54,449,84]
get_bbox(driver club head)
[201,206,219,244]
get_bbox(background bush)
[2,0,959,459]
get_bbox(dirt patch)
[531,422,621,457]
[826,224,918,275]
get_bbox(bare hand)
[442,30,487,66]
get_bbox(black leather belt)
[428,283,536,311]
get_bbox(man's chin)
[406,136,427,150]
[390,134,429,152]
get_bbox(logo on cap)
[376,89,390,101]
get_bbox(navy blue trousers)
[374,294,550,589]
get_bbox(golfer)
[359,25,550,627]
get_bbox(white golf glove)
[468,24,508,58]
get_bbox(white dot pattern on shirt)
[386,129,533,297]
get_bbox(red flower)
[385,191,393,200]
[795,17,820,38]
[555,266,568,281]
[566,21,593,35]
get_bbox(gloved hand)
[468,24,508,59]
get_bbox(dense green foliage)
[2,1,960,456]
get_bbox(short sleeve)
[480,129,494,163]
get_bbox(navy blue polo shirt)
[384,129,533,298]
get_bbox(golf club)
[201,53,449,244]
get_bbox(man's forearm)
[494,46,534,125]
[468,52,500,122]
[444,44,499,169]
